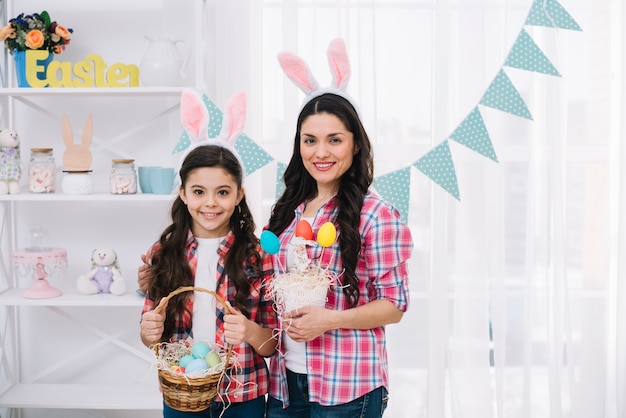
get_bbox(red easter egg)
[295,219,313,240]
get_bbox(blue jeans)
[266,369,389,418]
[163,395,265,418]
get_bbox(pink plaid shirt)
[268,191,413,406]
[142,230,277,403]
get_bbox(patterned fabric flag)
[173,95,224,154]
[449,107,498,162]
[480,69,533,120]
[234,134,274,177]
[275,162,287,200]
[505,29,560,76]
[413,140,460,200]
[372,167,411,223]
[525,0,582,31]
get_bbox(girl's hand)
[140,308,165,346]
[223,302,251,346]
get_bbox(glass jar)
[28,148,55,193]
[110,159,137,194]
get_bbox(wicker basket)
[153,286,233,412]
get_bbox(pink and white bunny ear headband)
[178,88,247,176]
[277,38,360,115]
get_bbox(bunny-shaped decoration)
[177,89,247,176]
[277,38,359,115]
[61,115,93,172]
[0,129,22,194]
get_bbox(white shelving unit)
[0,0,211,416]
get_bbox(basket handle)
[154,286,233,373]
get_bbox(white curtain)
[215,0,623,416]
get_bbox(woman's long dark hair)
[147,145,261,341]
[268,93,374,308]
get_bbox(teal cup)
[138,166,157,193]
[150,167,176,194]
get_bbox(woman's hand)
[282,305,334,342]
[137,253,150,294]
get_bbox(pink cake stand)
[13,247,67,299]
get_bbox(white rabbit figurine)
[0,129,22,194]
[77,248,126,296]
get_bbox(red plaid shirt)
[268,191,413,407]
[142,230,277,403]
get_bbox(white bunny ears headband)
[277,38,360,115]
[178,89,247,177]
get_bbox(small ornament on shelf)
[110,159,137,194]
[12,225,67,299]
[61,114,95,194]
[28,147,55,193]
[77,248,126,296]
[0,128,22,194]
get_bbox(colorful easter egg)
[179,354,195,368]
[260,230,281,254]
[295,219,313,240]
[185,358,209,374]
[205,351,222,368]
[317,222,336,247]
[191,342,211,359]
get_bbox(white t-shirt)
[192,237,221,344]
[283,217,314,374]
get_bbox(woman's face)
[179,166,244,238]
[299,112,356,192]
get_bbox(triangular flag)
[173,95,224,154]
[234,133,274,177]
[275,162,287,200]
[449,107,498,162]
[413,140,460,200]
[373,167,411,223]
[525,0,582,31]
[172,130,191,154]
[505,29,560,76]
[480,69,533,120]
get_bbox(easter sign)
[24,50,138,88]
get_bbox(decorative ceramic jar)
[61,171,94,195]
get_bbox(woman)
[265,92,413,417]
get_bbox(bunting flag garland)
[373,167,412,223]
[505,29,560,76]
[479,69,533,120]
[413,140,460,201]
[449,107,498,162]
[172,0,580,221]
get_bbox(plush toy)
[77,248,126,296]
[0,128,22,194]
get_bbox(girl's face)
[179,166,244,239]
[299,112,356,193]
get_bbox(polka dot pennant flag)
[505,29,560,76]
[234,133,274,176]
[479,69,533,120]
[275,162,287,201]
[449,107,498,162]
[413,140,460,201]
[372,167,411,223]
[173,95,224,154]
[525,0,582,31]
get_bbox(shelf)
[0,87,193,97]
[0,193,177,202]
[0,287,145,307]
[0,383,162,409]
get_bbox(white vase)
[61,171,94,195]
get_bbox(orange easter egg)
[295,219,313,240]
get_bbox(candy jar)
[110,159,137,194]
[28,148,55,193]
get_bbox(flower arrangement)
[0,10,72,55]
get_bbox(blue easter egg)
[191,342,211,359]
[260,230,280,255]
[185,358,208,374]
[179,354,195,368]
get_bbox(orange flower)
[0,24,15,41]
[55,25,71,40]
[24,29,44,49]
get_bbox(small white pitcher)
[139,36,190,87]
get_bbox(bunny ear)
[278,51,320,95]
[82,115,93,147]
[220,91,247,144]
[327,38,351,91]
[180,89,209,141]
[61,115,73,146]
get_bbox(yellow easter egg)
[317,222,336,247]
